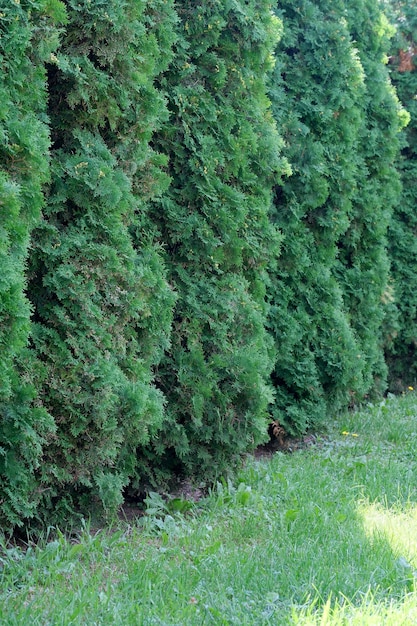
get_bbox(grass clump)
[2,392,417,624]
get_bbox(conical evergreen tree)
[141,0,285,482]
[268,0,367,434]
[27,0,177,520]
[384,0,417,389]
[338,0,405,396]
[0,0,65,527]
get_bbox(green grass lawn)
[2,392,417,625]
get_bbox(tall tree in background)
[338,0,405,397]
[27,0,177,520]
[0,0,64,527]
[268,0,367,434]
[140,0,285,483]
[384,0,417,389]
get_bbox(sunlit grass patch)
[359,501,417,576]
[291,591,417,625]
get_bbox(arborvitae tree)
[140,0,285,482]
[268,0,368,434]
[0,0,64,527]
[384,0,417,389]
[27,0,177,520]
[338,0,405,397]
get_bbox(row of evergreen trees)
[385,0,417,389]
[0,0,414,530]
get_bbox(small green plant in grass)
[139,490,195,537]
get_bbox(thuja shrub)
[140,0,285,483]
[385,0,417,390]
[0,0,65,528]
[337,0,405,397]
[27,0,177,520]
[268,0,368,434]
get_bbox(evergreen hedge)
[0,0,412,531]
[267,0,404,435]
[139,0,285,483]
[268,0,368,435]
[0,0,64,527]
[337,0,404,399]
[26,0,177,520]
[385,0,417,389]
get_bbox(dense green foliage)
[385,1,417,389]
[267,0,404,435]
[338,0,405,398]
[26,0,177,520]
[140,0,285,482]
[0,0,412,531]
[268,0,368,434]
[0,0,64,527]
